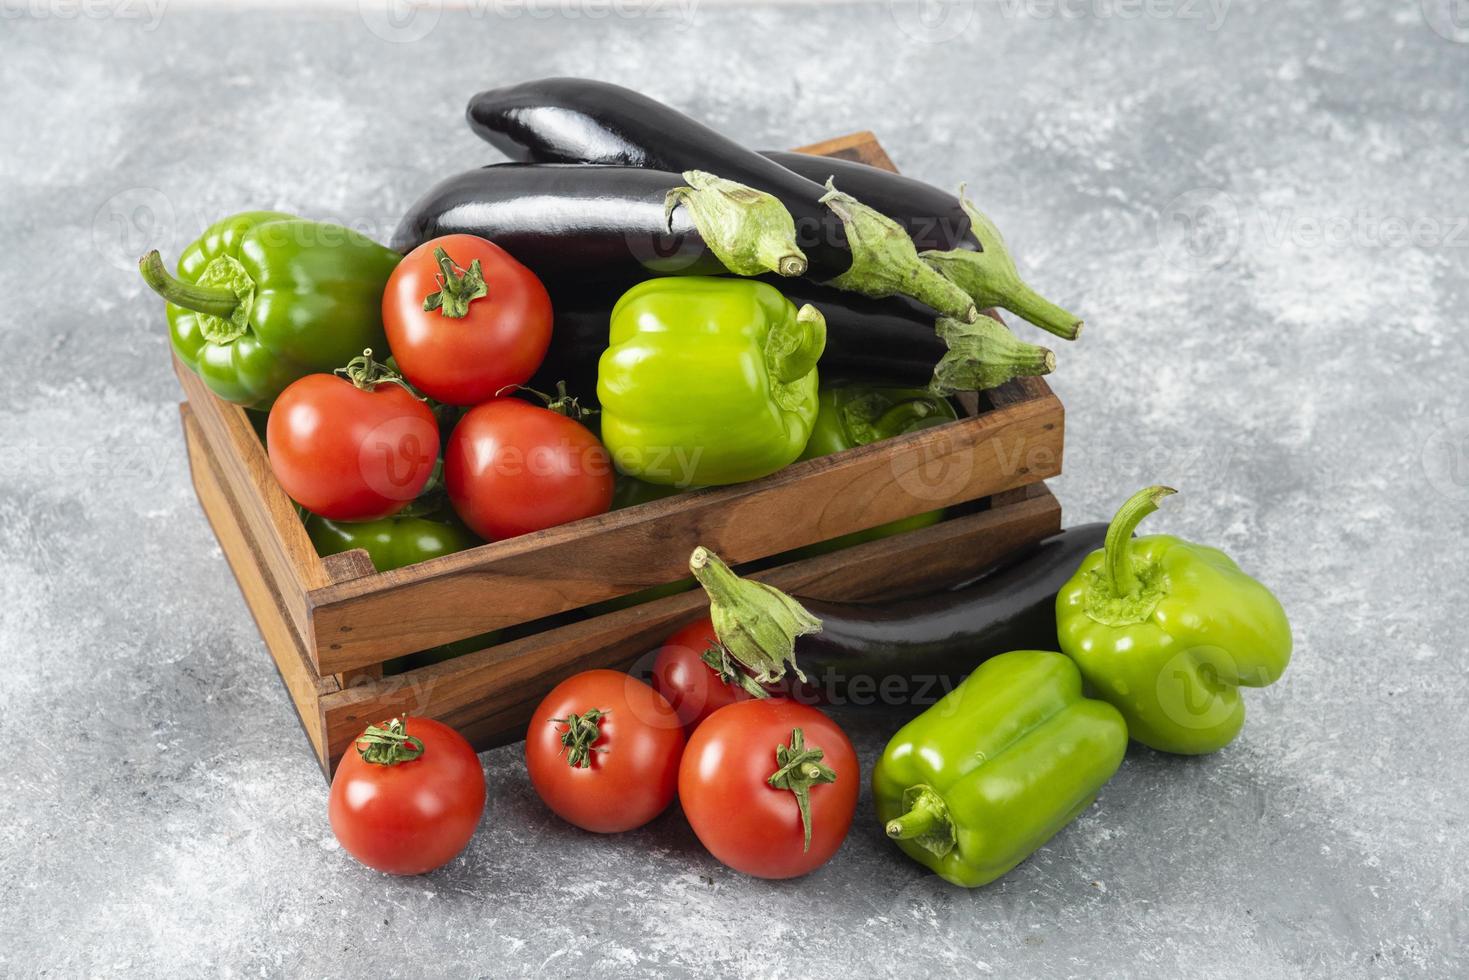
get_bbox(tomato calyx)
[354,717,427,766]
[552,708,607,768]
[698,643,772,700]
[767,727,838,852]
[423,246,489,319]
[335,348,422,398]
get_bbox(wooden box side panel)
[319,484,1061,768]
[306,394,1061,674]
[180,404,335,770]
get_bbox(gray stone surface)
[2,1,1466,976]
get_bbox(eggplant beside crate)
[176,132,1066,776]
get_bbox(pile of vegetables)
[139,78,1293,886]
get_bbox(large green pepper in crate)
[140,211,400,408]
[597,277,825,486]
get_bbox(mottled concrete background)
[2,1,1466,976]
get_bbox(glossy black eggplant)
[466,77,977,320]
[391,164,807,285]
[761,150,976,253]
[779,523,1109,706]
[532,279,951,400]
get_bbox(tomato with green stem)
[328,716,486,875]
[267,351,438,521]
[383,234,553,406]
[524,669,684,833]
[445,386,614,540]
[679,699,858,879]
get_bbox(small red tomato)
[445,397,613,540]
[525,669,685,834]
[328,716,486,875]
[679,700,858,879]
[383,234,553,405]
[267,357,438,521]
[651,615,756,732]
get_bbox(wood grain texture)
[319,484,1061,769]
[305,391,1062,673]
[173,357,331,647]
[180,404,335,771]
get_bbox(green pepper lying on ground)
[873,650,1127,887]
[1055,486,1292,755]
[598,277,826,486]
[140,211,400,408]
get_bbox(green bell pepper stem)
[666,170,808,278]
[138,250,241,319]
[1103,485,1177,596]
[689,546,821,684]
[920,183,1084,342]
[884,785,959,861]
[818,179,979,323]
[768,303,827,383]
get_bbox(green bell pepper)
[793,384,957,556]
[140,211,400,408]
[597,277,826,486]
[304,508,480,574]
[1055,486,1293,755]
[874,650,1128,888]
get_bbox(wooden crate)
[175,132,1066,775]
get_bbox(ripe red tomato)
[267,369,438,521]
[525,669,685,834]
[383,234,553,405]
[679,700,858,879]
[651,615,755,732]
[328,716,486,875]
[445,397,614,540]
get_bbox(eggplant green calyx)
[884,784,956,859]
[500,380,598,422]
[423,246,489,318]
[665,170,808,278]
[699,643,773,700]
[335,348,420,397]
[767,303,827,383]
[688,546,821,685]
[929,316,1056,395]
[139,249,253,345]
[552,708,607,768]
[818,178,979,323]
[354,716,426,766]
[767,727,837,852]
[1085,485,1177,626]
[920,184,1083,342]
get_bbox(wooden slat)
[793,131,897,170]
[305,391,1062,673]
[173,357,332,651]
[319,484,1061,767]
[180,404,335,772]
